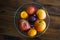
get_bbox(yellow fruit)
[28,28,37,37]
[36,9,46,19]
[34,20,46,32]
[20,11,28,19]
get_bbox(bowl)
[14,2,50,38]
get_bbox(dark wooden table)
[0,0,60,40]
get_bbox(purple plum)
[28,16,37,23]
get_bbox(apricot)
[36,9,46,19]
[20,11,28,19]
[28,28,37,37]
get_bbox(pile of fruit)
[18,5,46,37]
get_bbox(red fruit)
[26,5,36,15]
[19,19,31,31]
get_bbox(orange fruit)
[36,9,46,19]
[28,28,37,37]
[34,20,46,32]
[20,11,28,19]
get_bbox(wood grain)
[0,0,60,40]
[38,0,60,6]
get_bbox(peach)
[36,9,46,19]
[34,20,46,32]
[26,5,36,15]
[19,19,31,31]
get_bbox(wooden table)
[0,0,60,40]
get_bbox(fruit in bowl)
[36,9,46,19]
[14,2,50,38]
[28,28,37,37]
[26,5,36,15]
[34,20,46,32]
[28,16,37,23]
[19,19,31,31]
[20,11,28,19]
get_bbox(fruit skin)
[28,16,37,23]
[20,11,28,19]
[19,19,30,31]
[34,20,46,32]
[36,9,46,19]
[28,28,37,37]
[26,5,36,15]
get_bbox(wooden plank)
[0,0,60,40]
[38,0,60,6]
[0,0,60,16]
[44,5,60,16]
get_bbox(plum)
[28,16,37,23]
